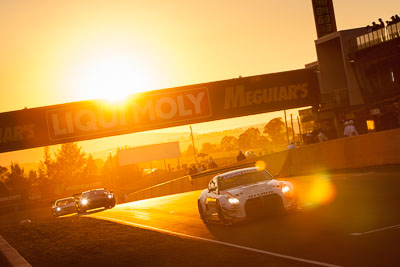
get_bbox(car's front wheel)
[216,201,228,225]
[197,200,206,223]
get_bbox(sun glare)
[307,174,336,206]
[255,160,267,170]
[70,48,157,102]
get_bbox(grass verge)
[0,216,307,267]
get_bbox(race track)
[87,166,400,267]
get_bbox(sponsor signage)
[0,68,319,153]
[311,0,337,38]
[46,87,211,141]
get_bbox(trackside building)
[305,10,400,140]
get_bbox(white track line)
[91,215,342,267]
[350,224,400,236]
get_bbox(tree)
[0,165,9,183]
[54,143,87,185]
[83,154,98,182]
[220,136,238,152]
[243,127,261,148]
[6,163,29,193]
[257,135,271,150]
[183,144,198,157]
[101,155,113,185]
[263,118,287,145]
[237,133,251,150]
[200,142,217,154]
[28,170,39,186]
[38,146,56,182]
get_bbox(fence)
[356,22,400,50]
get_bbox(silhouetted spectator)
[202,163,207,171]
[197,164,204,172]
[311,127,320,143]
[208,157,218,169]
[317,130,329,142]
[236,150,246,161]
[188,165,198,175]
[304,133,312,144]
[378,18,385,29]
[395,15,400,23]
[286,142,295,150]
[344,120,359,137]
[209,161,218,169]
[372,22,378,31]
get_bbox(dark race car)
[75,188,116,214]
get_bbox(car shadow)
[203,210,302,242]
[74,207,109,216]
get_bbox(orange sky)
[0,0,399,165]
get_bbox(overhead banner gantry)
[0,68,319,153]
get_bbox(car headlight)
[228,197,240,205]
[281,185,290,194]
[107,194,113,199]
[56,207,61,212]
[80,199,88,205]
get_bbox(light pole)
[190,125,198,164]
[108,150,114,187]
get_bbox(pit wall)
[128,128,400,201]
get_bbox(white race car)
[197,167,298,224]
[52,197,77,217]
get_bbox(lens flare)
[307,174,336,205]
[255,160,266,170]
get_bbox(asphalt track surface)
[87,166,400,267]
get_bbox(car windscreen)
[56,198,75,206]
[218,170,272,191]
[82,190,107,197]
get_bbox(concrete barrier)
[0,234,31,267]
[280,128,400,176]
[127,155,287,201]
[128,128,400,201]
